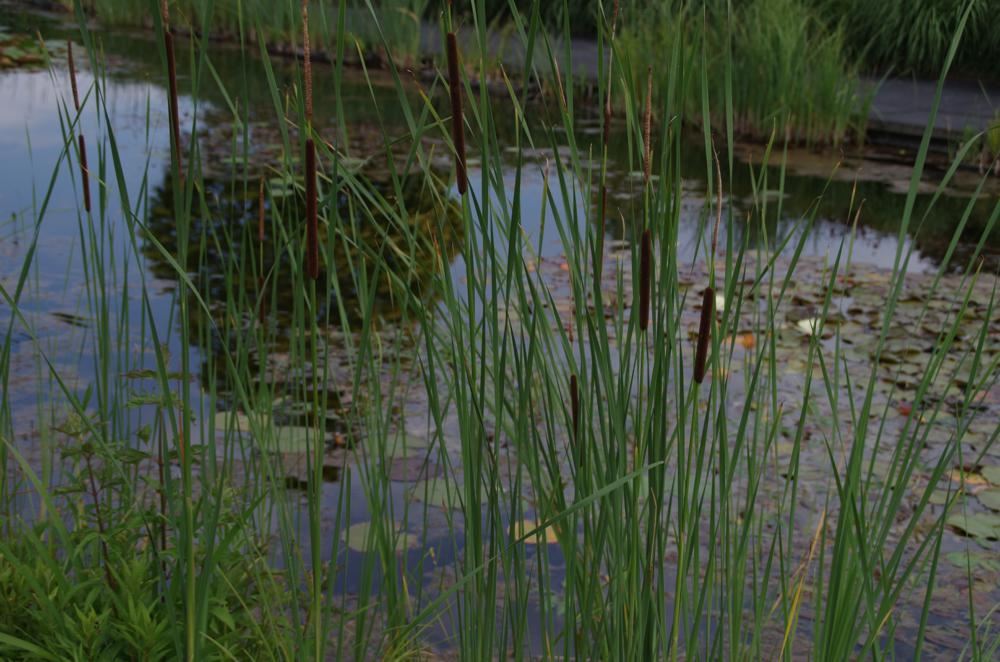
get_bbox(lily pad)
[512,519,560,545]
[982,465,1000,486]
[947,512,1000,540]
[213,411,328,453]
[388,455,442,482]
[409,477,487,510]
[977,489,1000,512]
[945,550,1000,573]
[341,521,421,553]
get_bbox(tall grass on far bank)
[814,0,1000,79]
[617,0,866,145]
[0,0,999,660]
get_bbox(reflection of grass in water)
[1,2,1000,661]
[143,165,462,329]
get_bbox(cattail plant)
[66,41,91,213]
[161,1,183,182]
[694,286,713,383]
[637,229,651,331]
[446,32,467,196]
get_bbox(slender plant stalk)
[446,32,467,195]
[305,138,319,280]
[638,228,651,331]
[643,65,653,184]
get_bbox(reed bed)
[0,1,998,660]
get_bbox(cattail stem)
[694,287,713,384]
[643,66,653,185]
[638,229,651,331]
[305,139,319,280]
[257,276,267,325]
[602,0,621,149]
[258,177,266,244]
[570,374,579,444]
[301,0,313,124]
[163,27,183,182]
[446,32,467,196]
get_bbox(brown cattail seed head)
[694,286,714,384]
[638,229,651,331]
[78,134,91,213]
[446,32,467,195]
[305,138,319,280]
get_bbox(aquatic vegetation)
[0,1,998,660]
[814,0,1000,78]
[618,0,865,144]
[0,26,47,68]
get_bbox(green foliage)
[812,0,1000,77]
[619,0,865,144]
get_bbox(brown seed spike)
[164,28,183,181]
[694,286,714,384]
[305,138,319,280]
[78,134,91,213]
[638,229,651,331]
[446,32,467,196]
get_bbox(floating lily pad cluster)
[0,29,48,70]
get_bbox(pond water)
[2,5,999,658]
